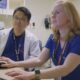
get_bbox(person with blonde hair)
[0,0,80,80]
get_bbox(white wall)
[25,0,56,46]
[1,0,80,46]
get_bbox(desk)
[0,68,54,80]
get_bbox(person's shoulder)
[50,34,54,38]
[69,34,80,55]
[46,34,55,44]
[45,34,55,49]
[70,34,80,42]
[25,30,38,41]
[48,34,54,41]
[0,28,12,35]
[69,34,80,45]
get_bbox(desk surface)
[0,68,54,80]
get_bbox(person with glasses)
[0,7,40,70]
[0,0,80,80]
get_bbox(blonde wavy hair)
[52,0,80,41]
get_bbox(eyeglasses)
[13,16,27,22]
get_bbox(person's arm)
[6,53,80,80]
[40,53,80,79]
[15,47,50,68]
[0,48,50,68]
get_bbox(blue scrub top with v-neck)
[45,34,80,80]
[2,29,25,61]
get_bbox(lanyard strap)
[58,40,67,65]
[13,34,21,61]
[53,39,67,65]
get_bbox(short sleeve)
[69,35,80,55]
[45,34,53,50]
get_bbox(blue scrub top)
[2,29,25,61]
[45,34,80,80]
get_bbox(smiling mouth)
[51,19,56,22]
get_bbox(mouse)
[0,61,7,69]
[0,78,6,80]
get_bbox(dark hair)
[13,7,31,21]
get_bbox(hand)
[6,70,35,80]
[0,56,16,68]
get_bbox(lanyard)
[53,39,68,65]
[13,34,21,61]
[58,40,67,65]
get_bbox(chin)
[15,28,22,32]
[15,26,22,30]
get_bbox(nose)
[17,19,21,23]
[51,15,56,23]
[51,14,56,19]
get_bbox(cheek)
[21,23,27,29]
[22,22,27,27]
[13,20,20,26]
[57,14,68,25]
[13,21,17,27]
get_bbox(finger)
[6,71,21,77]
[0,58,8,62]
[0,56,8,59]
[7,72,19,77]
[0,58,5,61]
[12,78,20,80]
[1,63,10,67]
[6,71,15,75]
[14,75,24,79]
[13,77,23,80]
[0,57,2,59]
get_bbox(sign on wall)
[0,0,7,9]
